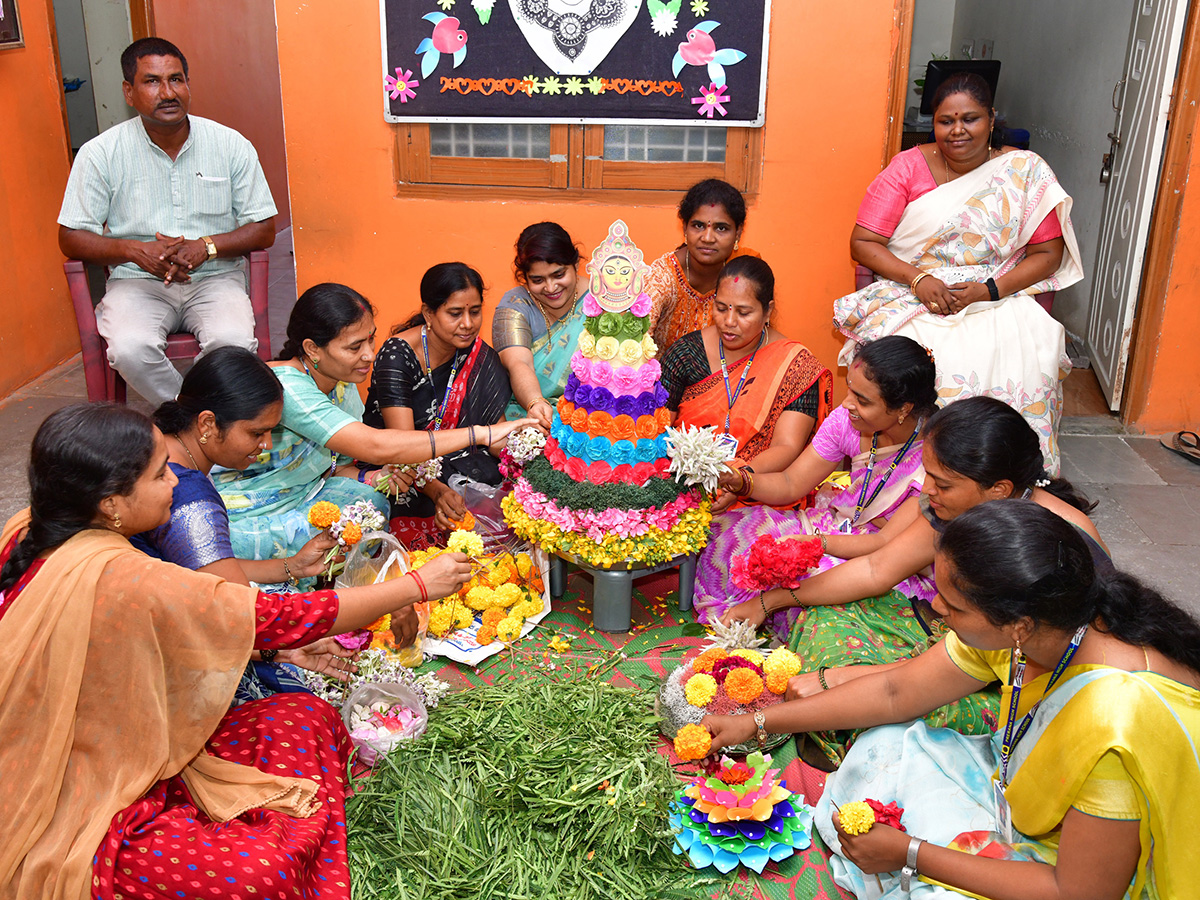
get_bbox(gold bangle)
[818,666,831,691]
[910,272,931,293]
[819,533,828,554]
[283,558,298,586]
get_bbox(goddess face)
[598,255,635,296]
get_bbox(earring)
[1014,636,1022,657]
[112,511,122,531]
[310,356,320,371]
[734,240,740,252]
[198,433,209,445]
[898,414,906,425]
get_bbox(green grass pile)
[346,672,725,900]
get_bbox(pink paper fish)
[671,21,746,87]
[416,12,468,79]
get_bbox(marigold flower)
[482,607,506,627]
[341,521,363,545]
[723,667,764,703]
[515,552,535,578]
[451,604,474,629]
[448,530,484,557]
[476,623,497,645]
[691,647,728,674]
[465,585,496,611]
[428,605,455,637]
[368,613,391,633]
[731,648,764,666]
[673,723,712,761]
[492,583,522,607]
[496,615,523,643]
[684,673,718,707]
[766,671,791,695]
[485,561,516,588]
[307,501,341,529]
[513,597,542,619]
[838,801,876,835]
[764,646,802,679]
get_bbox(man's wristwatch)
[200,235,218,260]
[753,710,767,749]
[900,836,925,891]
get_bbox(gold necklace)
[941,146,998,184]
[531,288,577,335]
[175,435,201,471]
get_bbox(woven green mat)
[409,564,850,900]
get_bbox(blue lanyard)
[999,624,1088,788]
[718,331,766,434]
[421,326,465,431]
[852,421,922,525]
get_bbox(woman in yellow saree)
[704,500,1200,899]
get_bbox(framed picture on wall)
[0,0,24,50]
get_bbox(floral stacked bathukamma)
[504,219,712,567]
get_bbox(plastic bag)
[335,532,426,666]
[448,476,516,552]
[341,681,427,766]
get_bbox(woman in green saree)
[493,222,586,427]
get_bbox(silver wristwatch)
[900,836,924,891]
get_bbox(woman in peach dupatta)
[660,258,831,622]
[0,404,470,900]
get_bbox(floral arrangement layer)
[307,499,387,579]
[504,218,713,568]
[730,533,825,592]
[669,751,814,874]
[659,644,802,754]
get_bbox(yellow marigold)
[684,673,718,707]
[731,648,764,666]
[368,613,391,633]
[724,668,764,704]
[482,607,506,628]
[515,552,534,578]
[764,646,802,679]
[512,597,543,619]
[427,604,455,638]
[447,529,484,557]
[476,623,497,645]
[485,559,516,587]
[465,585,496,611]
[307,501,340,529]
[450,603,475,630]
[496,615,523,643]
[766,670,791,695]
[492,583,522,608]
[673,724,712,761]
[341,521,363,545]
[691,647,728,674]
[838,801,876,836]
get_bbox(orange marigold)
[482,607,506,627]
[307,501,340,529]
[673,723,712,761]
[724,667,764,703]
[766,670,791,695]
[691,647,728,674]
[341,521,363,545]
[476,623,497,645]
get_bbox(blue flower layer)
[551,414,667,467]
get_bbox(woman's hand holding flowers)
[292,531,341,579]
[279,637,358,681]
[700,713,757,753]
[411,550,472,601]
[832,809,911,874]
[431,484,468,531]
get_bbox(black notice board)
[380,0,770,125]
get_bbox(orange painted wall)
[1124,138,1200,433]
[0,0,79,399]
[274,0,899,388]
[153,0,291,228]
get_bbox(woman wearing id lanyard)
[722,396,1107,770]
[705,500,1200,900]
[690,335,938,627]
[660,256,832,584]
[215,281,535,562]
[365,263,513,547]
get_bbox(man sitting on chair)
[58,37,276,405]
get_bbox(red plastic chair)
[65,251,271,403]
[853,264,1055,313]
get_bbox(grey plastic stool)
[548,551,697,633]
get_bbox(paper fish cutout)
[415,12,468,79]
[671,21,746,87]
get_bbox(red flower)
[564,458,587,481]
[586,461,613,485]
[730,534,824,591]
[710,655,762,684]
[865,798,906,832]
[719,761,755,785]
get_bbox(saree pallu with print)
[834,151,1084,476]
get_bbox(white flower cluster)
[300,647,450,710]
[506,427,547,466]
[665,425,738,494]
[410,456,443,489]
[707,616,769,652]
[329,500,386,544]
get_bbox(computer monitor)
[920,59,1001,116]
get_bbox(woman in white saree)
[836,73,1083,475]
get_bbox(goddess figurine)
[588,219,650,314]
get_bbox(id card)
[838,518,853,534]
[993,780,1014,844]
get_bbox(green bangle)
[817,666,830,691]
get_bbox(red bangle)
[409,569,428,604]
